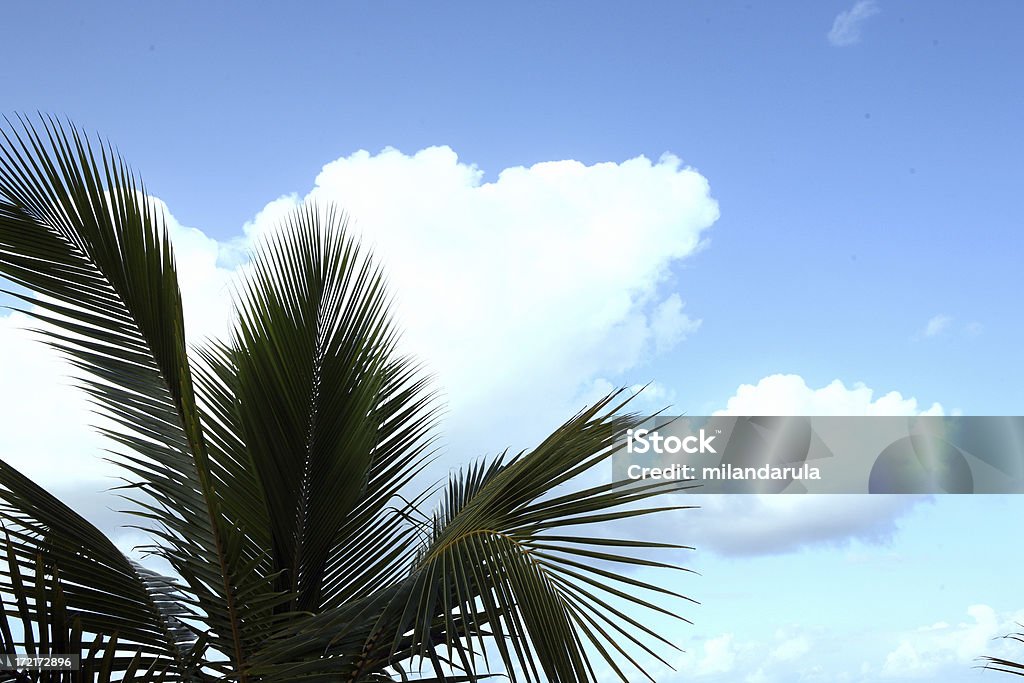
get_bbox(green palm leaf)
[0,116,260,678]
[245,394,695,682]
[223,206,439,614]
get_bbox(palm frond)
[0,116,267,675]
[241,391,695,682]
[400,391,696,683]
[222,204,440,614]
[0,459,204,680]
[317,356,441,609]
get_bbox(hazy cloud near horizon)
[637,602,1024,683]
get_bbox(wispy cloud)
[923,313,953,337]
[964,321,984,337]
[828,0,881,47]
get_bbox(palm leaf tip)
[982,627,1024,677]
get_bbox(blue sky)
[2,2,1024,681]
[6,1,1022,414]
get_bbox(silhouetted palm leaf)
[983,627,1024,677]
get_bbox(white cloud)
[663,633,740,679]
[696,634,738,675]
[923,314,952,338]
[828,1,881,47]
[744,669,769,683]
[917,621,950,632]
[881,604,1024,678]
[651,293,702,353]
[157,200,238,343]
[771,635,811,662]
[714,374,946,417]
[882,641,927,678]
[657,628,838,683]
[637,374,946,557]
[242,147,719,458]
[683,494,927,557]
[0,311,116,487]
[0,147,719,505]
[621,599,1024,683]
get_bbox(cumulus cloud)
[154,197,238,343]
[0,147,719,531]
[624,374,945,558]
[714,374,946,416]
[684,494,927,557]
[828,0,881,47]
[240,147,719,458]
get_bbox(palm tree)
[0,116,694,682]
